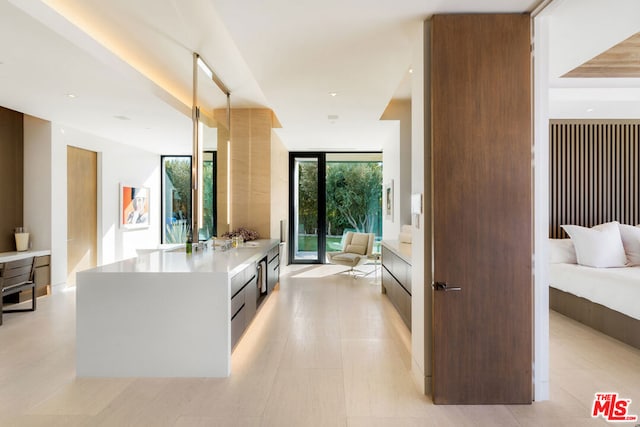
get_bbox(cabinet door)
[267,255,279,293]
[231,286,245,320]
[33,265,50,298]
[244,275,257,323]
[231,306,246,350]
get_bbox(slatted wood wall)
[550,120,640,238]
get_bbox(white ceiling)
[2,0,636,155]
[545,0,640,119]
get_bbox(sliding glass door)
[289,152,382,264]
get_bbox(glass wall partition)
[202,151,217,239]
[161,153,216,243]
[162,156,192,243]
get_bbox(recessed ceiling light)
[114,115,131,121]
[66,93,76,99]
[329,92,337,97]
[587,108,594,112]
[408,68,414,74]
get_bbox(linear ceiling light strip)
[195,53,231,96]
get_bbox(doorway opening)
[66,146,97,286]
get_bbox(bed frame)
[550,287,640,350]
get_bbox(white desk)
[76,239,279,378]
[0,250,51,264]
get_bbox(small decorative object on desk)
[222,227,259,242]
[14,227,29,252]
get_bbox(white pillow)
[619,224,640,266]
[548,239,577,264]
[561,222,627,268]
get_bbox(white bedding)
[549,263,640,321]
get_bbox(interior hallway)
[0,264,638,426]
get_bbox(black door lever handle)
[432,281,462,292]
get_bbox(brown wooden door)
[431,14,532,404]
[67,146,97,286]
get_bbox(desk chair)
[1,257,36,325]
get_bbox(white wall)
[381,124,400,240]
[533,11,551,402]
[381,99,412,241]
[23,115,52,251]
[270,131,289,263]
[410,21,429,394]
[24,118,161,286]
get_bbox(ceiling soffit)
[563,32,640,78]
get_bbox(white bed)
[548,228,640,349]
[549,263,640,321]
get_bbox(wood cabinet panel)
[267,253,279,293]
[230,261,259,350]
[244,275,257,323]
[230,305,246,349]
[381,245,412,330]
[231,285,245,319]
[0,107,23,252]
[382,266,411,330]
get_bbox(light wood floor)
[1,264,638,426]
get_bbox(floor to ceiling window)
[289,152,382,264]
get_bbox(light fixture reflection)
[227,139,231,227]
[196,56,213,80]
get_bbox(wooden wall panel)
[550,120,640,237]
[217,109,275,239]
[0,107,23,252]
[248,110,272,239]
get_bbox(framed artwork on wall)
[385,180,394,221]
[120,184,150,229]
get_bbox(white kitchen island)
[76,239,279,378]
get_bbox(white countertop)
[83,239,279,276]
[381,240,412,265]
[0,249,51,263]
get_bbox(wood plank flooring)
[0,264,638,426]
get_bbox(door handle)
[433,281,462,292]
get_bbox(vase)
[15,232,29,252]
